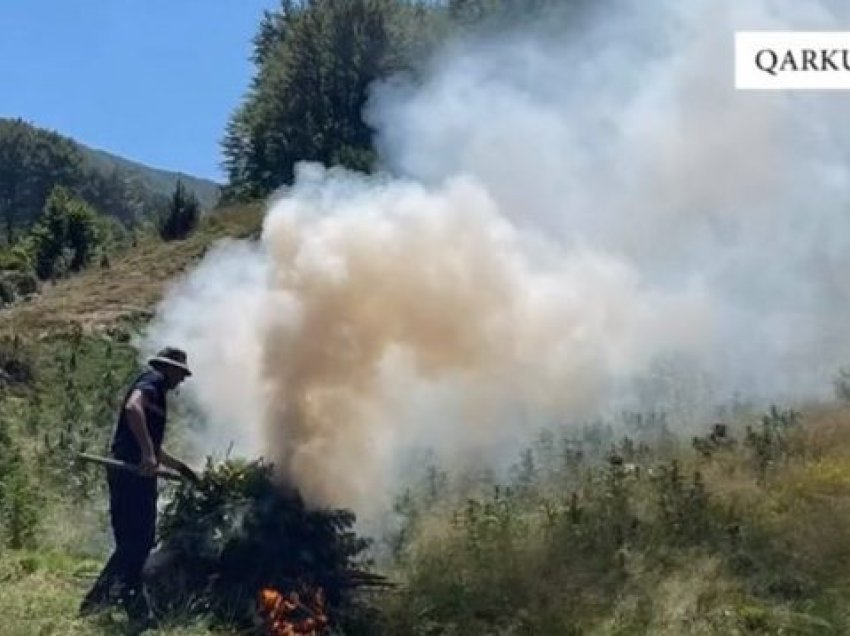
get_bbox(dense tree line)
[222,0,421,201]
[0,118,173,243]
[0,119,83,244]
[221,0,450,201]
[221,0,579,201]
[0,119,210,305]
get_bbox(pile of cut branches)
[150,459,385,632]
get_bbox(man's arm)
[125,389,158,477]
[159,448,200,484]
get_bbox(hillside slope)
[0,118,219,238]
[80,146,220,210]
[0,202,266,634]
[0,202,261,334]
[5,200,850,635]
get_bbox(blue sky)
[0,0,278,182]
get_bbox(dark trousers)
[81,469,157,619]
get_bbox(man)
[80,346,199,624]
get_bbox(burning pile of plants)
[149,458,386,634]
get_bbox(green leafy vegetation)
[376,409,850,634]
[222,0,415,201]
[30,186,102,279]
[5,320,850,635]
[158,181,201,242]
[2,202,850,634]
[0,118,83,243]
[153,459,378,632]
[0,118,222,313]
[1,2,849,634]
[0,117,218,240]
[220,0,590,202]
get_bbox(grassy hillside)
[0,203,262,635]
[0,202,261,334]
[3,203,850,634]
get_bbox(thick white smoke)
[146,0,850,514]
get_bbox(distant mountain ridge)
[0,118,220,241]
[79,145,220,210]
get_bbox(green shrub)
[1,472,40,549]
[30,186,103,280]
[0,244,32,272]
[0,270,39,305]
[744,406,802,479]
[0,433,40,550]
[0,336,34,386]
[0,277,13,305]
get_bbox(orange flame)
[259,586,329,636]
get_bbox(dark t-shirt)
[110,370,168,463]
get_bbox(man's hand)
[138,454,159,478]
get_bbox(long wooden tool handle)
[76,452,185,482]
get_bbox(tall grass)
[378,407,850,635]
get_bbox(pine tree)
[67,198,99,271]
[159,180,200,241]
[221,0,415,200]
[31,187,70,279]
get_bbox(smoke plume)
[146,0,850,514]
